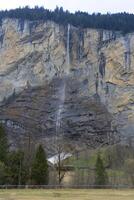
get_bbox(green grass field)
[0,189,134,200]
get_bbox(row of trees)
[0,123,109,186]
[3,123,134,186]
[0,124,48,185]
[0,6,134,33]
[2,122,134,186]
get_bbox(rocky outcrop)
[0,18,133,148]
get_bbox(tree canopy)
[0,124,8,162]
[0,6,134,33]
[31,144,49,185]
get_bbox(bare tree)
[48,136,73,185]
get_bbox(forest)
[0,6,134,33]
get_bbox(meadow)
[0,189,134,200]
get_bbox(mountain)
[0,18,133,149]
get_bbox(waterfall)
[67,24,70,68]
[56,24,71,134]
[124,36,131,69]
[56,83,66,133]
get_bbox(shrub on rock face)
[31,145,49,185]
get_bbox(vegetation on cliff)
[0,6,134,33]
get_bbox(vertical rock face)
[0,18,134,148]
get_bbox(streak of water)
[67,24,70,69]
[56,24,71,134]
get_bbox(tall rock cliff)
[0,18,133,148]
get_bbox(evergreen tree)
[0,7,134,33]
[6,150,27,185]
[0,161,7,184]
[0,124,8,162]
[31,145,48,185]
[95,153,108,186]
